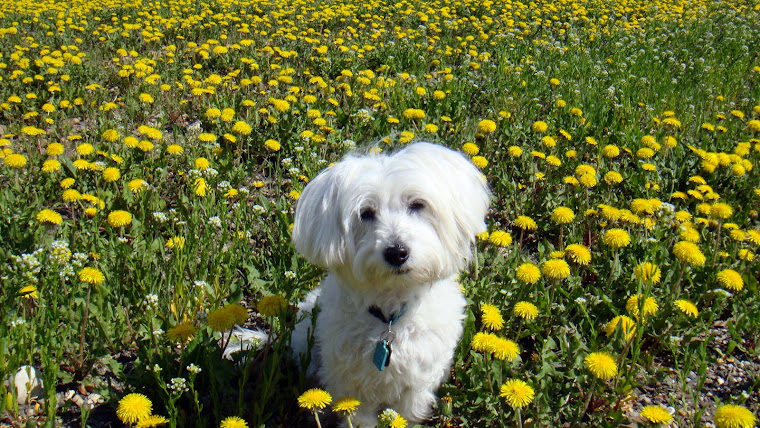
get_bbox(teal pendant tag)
[373,340,392,371]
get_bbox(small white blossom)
[168,377,189,394]
[208,216,222,228]
[153,211,169,222]
[144,293,159,308]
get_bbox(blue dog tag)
[373,340,392,371]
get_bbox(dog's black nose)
[383,244,409,267]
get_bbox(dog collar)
[368,303,407,325]
[369,303,407,371]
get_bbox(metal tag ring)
[380,330,395,344]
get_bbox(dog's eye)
[409,200,426,212]
[360,208,376,222]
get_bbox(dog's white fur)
[291,142,490,426]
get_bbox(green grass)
[1,0,759,426]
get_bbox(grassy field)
[1,0,759,426]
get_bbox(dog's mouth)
[392,267,411,275]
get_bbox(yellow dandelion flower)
[102,167,120,182]
[602,145,620,158]
[585,352,618,380]
[199,133,217,143]
[471,156,488,169]
[626,295,659,319]
[513,301,538,320]
[605,315,636,341]
[714,404,756,428]
[42,159,61,173]
[514,216,537,231]
[604,171,623,185]
[220,416,248,428]
[231,121,252,136]
[500,379,535,408]
[402,108,425,120]
[717,269,743,291]
[128,179,148,193]
[633,262,661,285]
[710,203,733,220]
[107,210,132,227]
[674,300,698,318]
[471,332,495,352]
[257,296,288,318]
[680,228,700,243]
[21,126,45,136]
[673,241,706,267]
[76,143,94,156]
[225,303,248,325]
[532,120,548,133]
[37,209,63,225]
[389,414,407,428]
[508,146,523,157]
[541,259,570,280]
[477,119,497,133]
[603,228,630,248]
[135,415,169,428]
[4,153,27,169]
[746,230,760,246]
[102,129,120,142]
[166,236,185,250]
[207,307,236,332]
[516,263,541,284]
[551,206,575,224]
[194,178,209,197]
[195,157,210,171]
[565,244,591,265]
[206,108,222,119]
[167,144,183,155]
[19,285,38,299]
[738,249,755,261]
[298,389,332,411]
[491,337,520,361]
[489,230,512,247]
[640,405,673,424]
[167,323,197,342]
[46,142,64,156]
[462,142,479,156]
[116,393,152,424]
[264,139,281,151]
[333,397,361,415]
[481,304,504,331]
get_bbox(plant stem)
[580,378,598,420]
[77,282,92,371]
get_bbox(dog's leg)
[397,388,436,423]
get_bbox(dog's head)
[292,142,490,289]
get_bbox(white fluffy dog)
[291,142,490,426]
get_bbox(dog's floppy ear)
[292,156,377,268]
[292,162,346,268]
